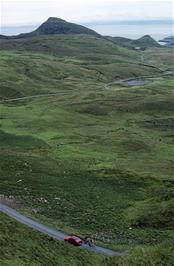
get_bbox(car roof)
[68,235,82,241]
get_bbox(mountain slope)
[106,35,160,50]
[0,34,9,40]
[133,35,160,48]
[0,33,139,61]
[0,17,100,39]
[106,36,133,48]
[35,17,100,36]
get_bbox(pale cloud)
[1,0,173,26]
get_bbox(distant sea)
[1,20,173,41]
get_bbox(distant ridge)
[0,17,100,39]
[0,18,161,51]
[135,35,160,47]
[0,34,9,40]
[106,34,160,50]
[159,36,174,46]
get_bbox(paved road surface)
[0,93,62,103]
[0,203,121,257]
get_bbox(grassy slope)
[0,35,134,58]
[106,35,160,50]
[0,36,174,264]
[1,213,173,266]
[107,240,174,266]
[0,213,104,266]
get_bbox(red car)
[64,235,83,246]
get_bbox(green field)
[0,34,174,265]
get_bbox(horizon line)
[1,18,174,28]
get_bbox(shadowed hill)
[134,35,161,48]
[0,18,160,55]
[106,35,160,50]
[0,17,100,40]
[34,17,100,36]
[0,34,9,40]
[0,18,159,52]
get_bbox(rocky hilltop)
[0,17,100,39]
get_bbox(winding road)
[0,203,121,257]
[0,68,172,104]
[0,92,63,103]
[0,71,172,104]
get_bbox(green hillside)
[0,34,137,59]
[106,35,160,50]
[0,213,104,266]
[0,49,162,100]
[1,213,173,266]
[0,25,174,265]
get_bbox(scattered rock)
[0,194,22,208]
[55,197,61,200]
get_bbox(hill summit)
[34,17,100,36]
[136,35,160,47]
[106,34,160,50]
[2,17,100,39]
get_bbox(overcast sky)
[0,0,173,26]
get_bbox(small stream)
[121,79,151,86]
[104,79,151,90]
